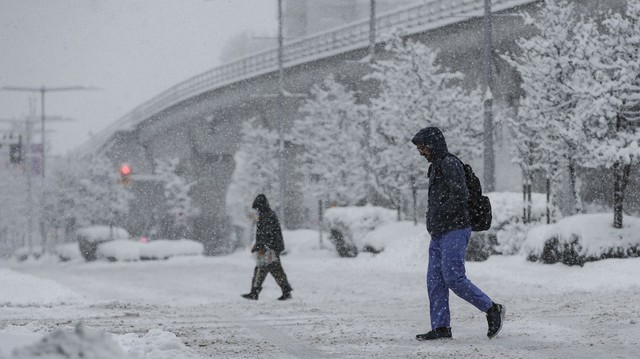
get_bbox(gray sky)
[0,0,276,155]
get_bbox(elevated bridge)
[78,0,625,254]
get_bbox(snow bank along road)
[1,250,639,358]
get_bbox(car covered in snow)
[77,225,129,261]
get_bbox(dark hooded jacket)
[412,127,470,236]
[252,194,285,253]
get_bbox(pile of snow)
[522,213,640,266]
[11,323,126,359]
[0,268,83,306]
[0,324,48,358]
[139,239,204,260]
[4,323,198,359]
[324,205,397,256]
[76,226,130,243]
[97,239,203,261]
[0,270,196,358]
[117,328,199,358]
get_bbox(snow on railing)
[81,0,537,154]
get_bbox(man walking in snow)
[411,127,504,340]
[241,194,293,301]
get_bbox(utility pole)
[483,0,495,192]
[2,85,93,178]
[231,0,304,227]
[25,118,34,255]
[277,0,286,227]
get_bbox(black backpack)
[442,155,492,231]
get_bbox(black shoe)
[277,292,292,301]
[241,292,259,300]
[416,327,452,341]
[486,303,505,338]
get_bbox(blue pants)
[427,227,493,329]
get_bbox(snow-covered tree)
[291,75,368,206]
[155,157,199,238]
[42,154,133,233]
[570,0,640,228]
[368,34,483,206]
[0,168,32,255]
[505,0,585,216]
[226,117,280,228]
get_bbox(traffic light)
[119,164,131,186]
[9,143,22,164]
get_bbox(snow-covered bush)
[76,225,129,262]
[11,246,44,262]
[281,229,334,258]
[324,206,397,257]
[522,213,640,266]
[489,192,550,254]
[467,192,551,261]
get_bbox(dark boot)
[241,286,261,301]
[416,327,452,341]
[277,287,292,301]
[486,303,505,338]
[241,291,259,300]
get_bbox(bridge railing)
[86,0,535,153]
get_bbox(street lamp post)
[1,85,93,178]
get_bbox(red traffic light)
[120,164,131,176]
[119,164,132,186]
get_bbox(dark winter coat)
[252,194,285,253]
[412,127,470,236]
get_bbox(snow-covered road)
[1,228,639,358]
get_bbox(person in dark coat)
[241,194,293,301]
[411,127,504,340]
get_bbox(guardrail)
[82,0,537,153]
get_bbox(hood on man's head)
[411,126,448,155]
[252,194,271,212]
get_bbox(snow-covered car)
[77,225,129,261]
[96,238,204,261]
[324,206,397,257]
